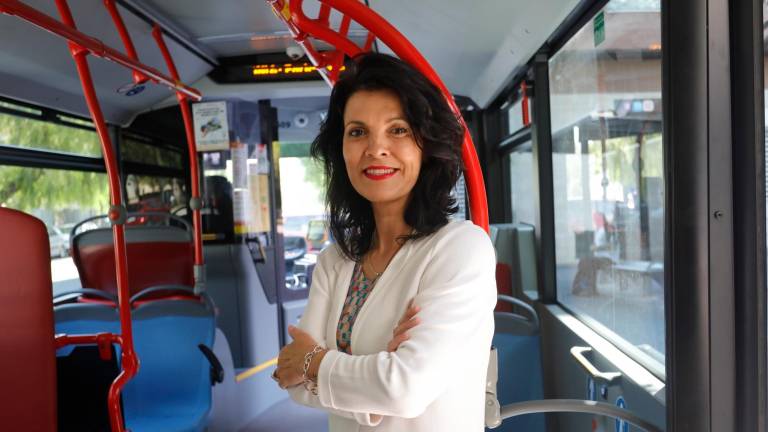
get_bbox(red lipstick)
[363,165,398,180]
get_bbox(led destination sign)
[251,62,346,79]
[209,58,348,84]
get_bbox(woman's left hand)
[275,325,324,389]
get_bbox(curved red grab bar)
[0,0,201,101]
[268,0,489,232]
[0,1,206,430]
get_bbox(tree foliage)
[300,156,326,204]
[0,112,109,221]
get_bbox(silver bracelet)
[302,345,324,395]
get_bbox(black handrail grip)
[198,344,224,385]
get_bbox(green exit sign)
[594,11,605,47]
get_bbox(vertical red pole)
[54,1,137,431]
[102,0,148,85]
[521,81,530,127]
[151,25,205,286]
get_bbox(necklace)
[365,241,404,284]
[366,259,384,282]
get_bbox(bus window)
[279,151,326,244]
[508,145,536,227]
[0,104,101,157]
[0,165,108,294]
[548,0,665,374]
[121,137,183,169]
[125,174,180,214]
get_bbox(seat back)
[72,225,194,297]
[490,223,538,311]
[491,297,545,432]
[0,208,57,431]
[123,298,216,432]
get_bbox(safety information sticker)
[193,101,230,151]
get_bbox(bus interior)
[0,0,765,431]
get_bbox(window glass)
[0,110,101,157]
[125,174,182,214]
[122,137,183,169]
[549,0,664,372]
[279,155,328,251]
[509,146,537,226]
[0,166,109,294]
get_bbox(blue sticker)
[587,377,596,401]
[615,396,628,432]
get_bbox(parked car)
[284,235,307,267]
[306,219,333,252]
[284,235,308,290]
[47,225,69,258]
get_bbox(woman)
[273,53,497,431]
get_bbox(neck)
[371,198,410,254]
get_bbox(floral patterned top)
[336,263,378,354]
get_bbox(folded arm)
[315,226,497,418]
[287,247,383,427]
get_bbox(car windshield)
[284,236,305,249]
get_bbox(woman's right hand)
[387,300,420,352]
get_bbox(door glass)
[549,0,665,374]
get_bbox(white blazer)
[287,220,497,431]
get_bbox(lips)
[363,165,398,180]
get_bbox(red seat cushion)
[495,263,514,313]
[0,208,57,431]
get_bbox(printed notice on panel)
[193,101,230,151]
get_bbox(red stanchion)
[0,0,201,100]
[522,81,531,127]
[53,0,138,429]
[266,0,490,232]
[0,1,205,430]
[102,0,149,85]
[152,25,206,287]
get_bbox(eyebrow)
[343,117,408,127]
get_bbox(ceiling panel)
[368,0,581,107]
[0,0,588,121]
[0,0,212,125]
[141,0,367,57]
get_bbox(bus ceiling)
[0,0,581,125]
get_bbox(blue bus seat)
[54,302,120,357]
[491,297,545,432]
[489,222,545,432]
[123,297,217,432]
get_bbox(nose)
[364,131,390,158]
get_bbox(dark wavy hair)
[310,53,465,261]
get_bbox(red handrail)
[267,0,489,232]
[0,1,205,430]
[0,0,201,101]
[521,81,531,127]
[52,0,138,429]
[152,25,206,283]
[103,0,149,85]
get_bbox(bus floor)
[237,398,329,432]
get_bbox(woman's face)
[342,90,422,208]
